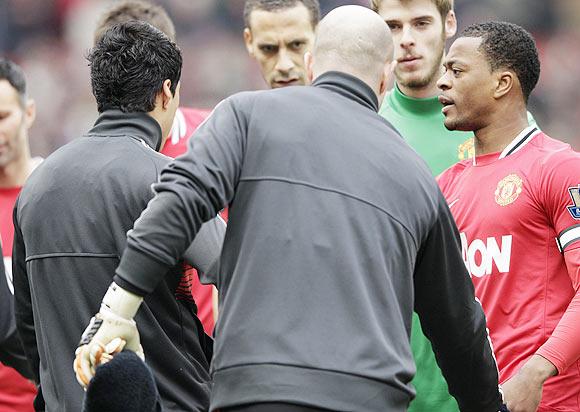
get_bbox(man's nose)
[275,49,294,73]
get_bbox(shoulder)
[175,107,212,132]
[522,133,580,199]
[178,107,211,121]
[532,133,580,173]
[437,160,471,194]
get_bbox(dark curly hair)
[88,20,182,113]
[244,0,320,29]
[461,21,540,102]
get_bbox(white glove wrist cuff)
[101,282,143,320]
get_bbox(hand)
[73,308,143,389]
[72,282,144,389]
[501,355,557,412]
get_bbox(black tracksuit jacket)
[13,110,220,412]
[113,72,503,411]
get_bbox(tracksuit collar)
[89,109,163,152]
[313,71,379,112]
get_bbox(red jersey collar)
[473,126,540,166]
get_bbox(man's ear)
[304,52,314,83]
[24,99,36,129]
[243,28,254,56]
[162,79,173,110]
[444,10,457,39]
[379,60,396,96]
[494,71,515,100]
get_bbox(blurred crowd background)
[1,0,579,157]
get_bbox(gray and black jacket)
[13,110,224,412]
[114,72,502,412]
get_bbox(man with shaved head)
[75,5,503,412]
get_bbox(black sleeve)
[0,205,35,380]
[12,200,40,383]
[115,97,247,295]
[0,240,11,341]
[413,196,502,412]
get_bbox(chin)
[399,75,431,90]
[443,119,458,131]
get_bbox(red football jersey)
[0,187,36,412]
[438,128,580,411]
[161,107,216,334]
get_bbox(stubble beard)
[397,32,446,90]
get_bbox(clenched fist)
[73,282,144,389]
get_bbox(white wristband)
[100,282,143,320]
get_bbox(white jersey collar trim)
[498,126,540,159]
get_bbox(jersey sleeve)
[538,150,580,252]
[536,248,580,374]
[534,150,580,373]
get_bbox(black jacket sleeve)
[12,200,40,383]
[413,196,502,412]
[0,206,34,380]
[0,240,11,341]
[115,97,247,295]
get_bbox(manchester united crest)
[495,174,523,206]
[457,137,475,161]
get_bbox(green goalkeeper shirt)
[379,85,535,411]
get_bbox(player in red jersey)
[95,1,218,334]
[437,22,580,412]
[243,0,319,89]
[0,58,39,412]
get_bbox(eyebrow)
[257,38,308,46]
[285,38,308,44]
[385,15,435,24]
[444,59,469,69]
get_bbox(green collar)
[386,84,442,117]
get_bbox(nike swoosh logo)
[448,199,460,208]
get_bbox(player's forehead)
[248,4,314,42]
[444,36,484,66]
[378,0,441,23]
[0,80,21,108]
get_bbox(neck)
[0,151,34,188]
[474,109,529,156]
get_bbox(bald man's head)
[307,5,394,97]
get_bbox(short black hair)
[244,0,320,29]
[94,0,176,44]
[88,20,182,113]
[461,21,540,102]
[0,58,27,106]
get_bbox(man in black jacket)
[13,21,223,412]
[75,6,503,412]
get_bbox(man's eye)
[259,45,277,54]
[387,23,401,31]
[289,41,304,50]
[415,21,429,28]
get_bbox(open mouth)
[438,95,455,114]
